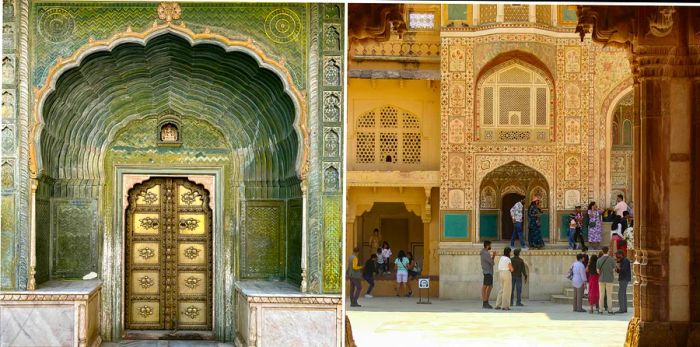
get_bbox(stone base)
[439,247,593,300]
[0,280,102,347]
[234,281,342,347]
[626,319,700,347]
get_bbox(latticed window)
[355,105,423,165]
[478,61,551,142]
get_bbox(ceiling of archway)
[40,33,298,182]
[482,161,548,184]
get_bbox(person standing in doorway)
[510,248,528,307]
[381,242,393,275]
[363,254,377,298]
[597,246,616,314]
[369,228,381,255]
[574,205,587,250]
[587,202,603,250]
[480,240,496,309]
[510,197,527,249]
[615,250,631,313]
[495,247,514,310]
[528,197,545,249]
[568,213,578,250]
[347,247,363,307]
[571,253,587,312]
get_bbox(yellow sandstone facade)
[347,4,633,298]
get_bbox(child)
[381,242,392,275]
[375,248,384,275]
[568,214,577,250]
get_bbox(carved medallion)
[138,305,153,318]
[184,276,201,289]
[139,276,155,289]
[157,2,181,23]
[139,217,159,230]
[183,305,200,319]
[179,218,199,231]
[38,8,75,43]
[181,190,201,205]
[137,190,158,205]
[184,246,200,260]
[138,247,155,260]
[264,8,302,44]
[648,6,675,37]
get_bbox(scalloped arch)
[30,24,307,181]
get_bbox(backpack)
[566,264,574,281]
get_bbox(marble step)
[563,287,632,299]
[551,294,633,306]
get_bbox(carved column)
[577,6,700,346]
[422,187,432,275]
[301,181,308,293]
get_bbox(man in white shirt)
[571,253,587,312]
[613,194,629,217]
[510,197,526,249]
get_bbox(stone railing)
[352,39,440,62]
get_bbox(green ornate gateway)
[1,1,343,342]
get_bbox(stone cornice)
[347,170,440,188]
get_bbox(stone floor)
[347,297,631,347]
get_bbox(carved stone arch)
[30,23,308,180]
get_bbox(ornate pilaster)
[578,6,700,346]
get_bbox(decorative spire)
[157,2,181,23]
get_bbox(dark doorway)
[501,193,524,241]
[380,218,409,261]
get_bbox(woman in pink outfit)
[587,254,600,313]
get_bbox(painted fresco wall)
[439,8,632,242]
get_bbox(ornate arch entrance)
[31,29,305,340]
[478,161,550,241]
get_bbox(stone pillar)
[528,5,536,23]
[301,182,308,293]
[496,4,504,23]
[577,6,700,346]
[422,187,432,275]
[472,4,480,25]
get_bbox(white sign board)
[418,277,430,289]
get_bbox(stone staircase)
[551,282,633,308]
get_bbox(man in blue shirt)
[615,250,631,313]
[571,253,587,312]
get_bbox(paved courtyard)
[347,297,631,347]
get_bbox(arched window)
[356,105,422,165]
[477,60,552,142]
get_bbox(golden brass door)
[125,177,212,331]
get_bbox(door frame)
[109,167,225,341]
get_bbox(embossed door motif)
[125,177,212,331]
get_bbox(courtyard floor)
[347,297,631,347]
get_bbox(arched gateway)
[33,30,304,339]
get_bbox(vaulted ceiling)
[40,33,299,185]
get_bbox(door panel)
[125,177,212,331]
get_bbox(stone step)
[563,287,632,299]
[551,294,633,306]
